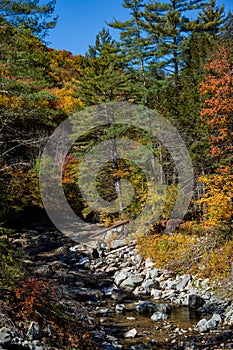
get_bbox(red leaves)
[15,278,57,318]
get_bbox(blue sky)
[47,0,233,56]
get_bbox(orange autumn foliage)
[49,49,85,113]
[200,46,233,167]
[198,45,233,231]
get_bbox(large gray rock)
[155,303,171,314]
[135,301,170,315]
[176,274,192,291]
[132,254,143,264]
[196,314,222,332]
[151,289,162,300]
[135,301,157,314]
[124,328,137,338]
[165,280,178,290]
[198,301,227,314]
[196,318,208,332]
[151,312,168,321]
[120,276,143,292]
[206,313,222,328]
[114,269,129,286]
[0,327,12,344]
[110,239,126,250]
[141,279,160,294]
[146,268,159,280]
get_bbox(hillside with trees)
[0,0,233,349]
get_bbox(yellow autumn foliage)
[197,174,233,230]
[138,231,233,279]
[52,80,83,113]
[0,94,24,109]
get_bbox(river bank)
[0,228,233,349]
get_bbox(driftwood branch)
[105,243,136,256]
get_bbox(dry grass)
[137,223,233,279]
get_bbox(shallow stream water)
[94,298,211,348]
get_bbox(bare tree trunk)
[110,137,123,213]
[105,105,123,214]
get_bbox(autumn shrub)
[178,221,205,236]
[200,46,233,167]
[137,232,198,272]
[15,278,57,319]
[201,240,233,278]
[138,229,233,279]
[14,278,102,349]
[197,174,233,234]
[134,184,178,237]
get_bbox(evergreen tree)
[77,28,129,106]
[194,0,225,34]
[109,0,150,86]
[0,17,59,166]
[0,0,57,39]
[108,0,166,107]
[142,0,226,178]
[220,10,233,42]
[144,0,209,82]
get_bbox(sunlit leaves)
[198,174,233,229]
[200,46,233,169]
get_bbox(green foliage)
[0,0,58,39]
[77,28,129,106]
[109,0,167,106]
[0,231,25,287]
[0,166,42,223]
[0,19,61,167]
[0,0,232,288]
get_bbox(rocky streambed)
[1,228,233,349]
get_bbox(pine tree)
[147,0,227,176]
[220,10,233,42]
[109,0,149,85]
[144,0,210,82]
[108,0,166,107]
[0,0,57,39]
[0,18,59,166]
[77,28,129,106]
[194,0,225,34]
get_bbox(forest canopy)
[0,0,233,278]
